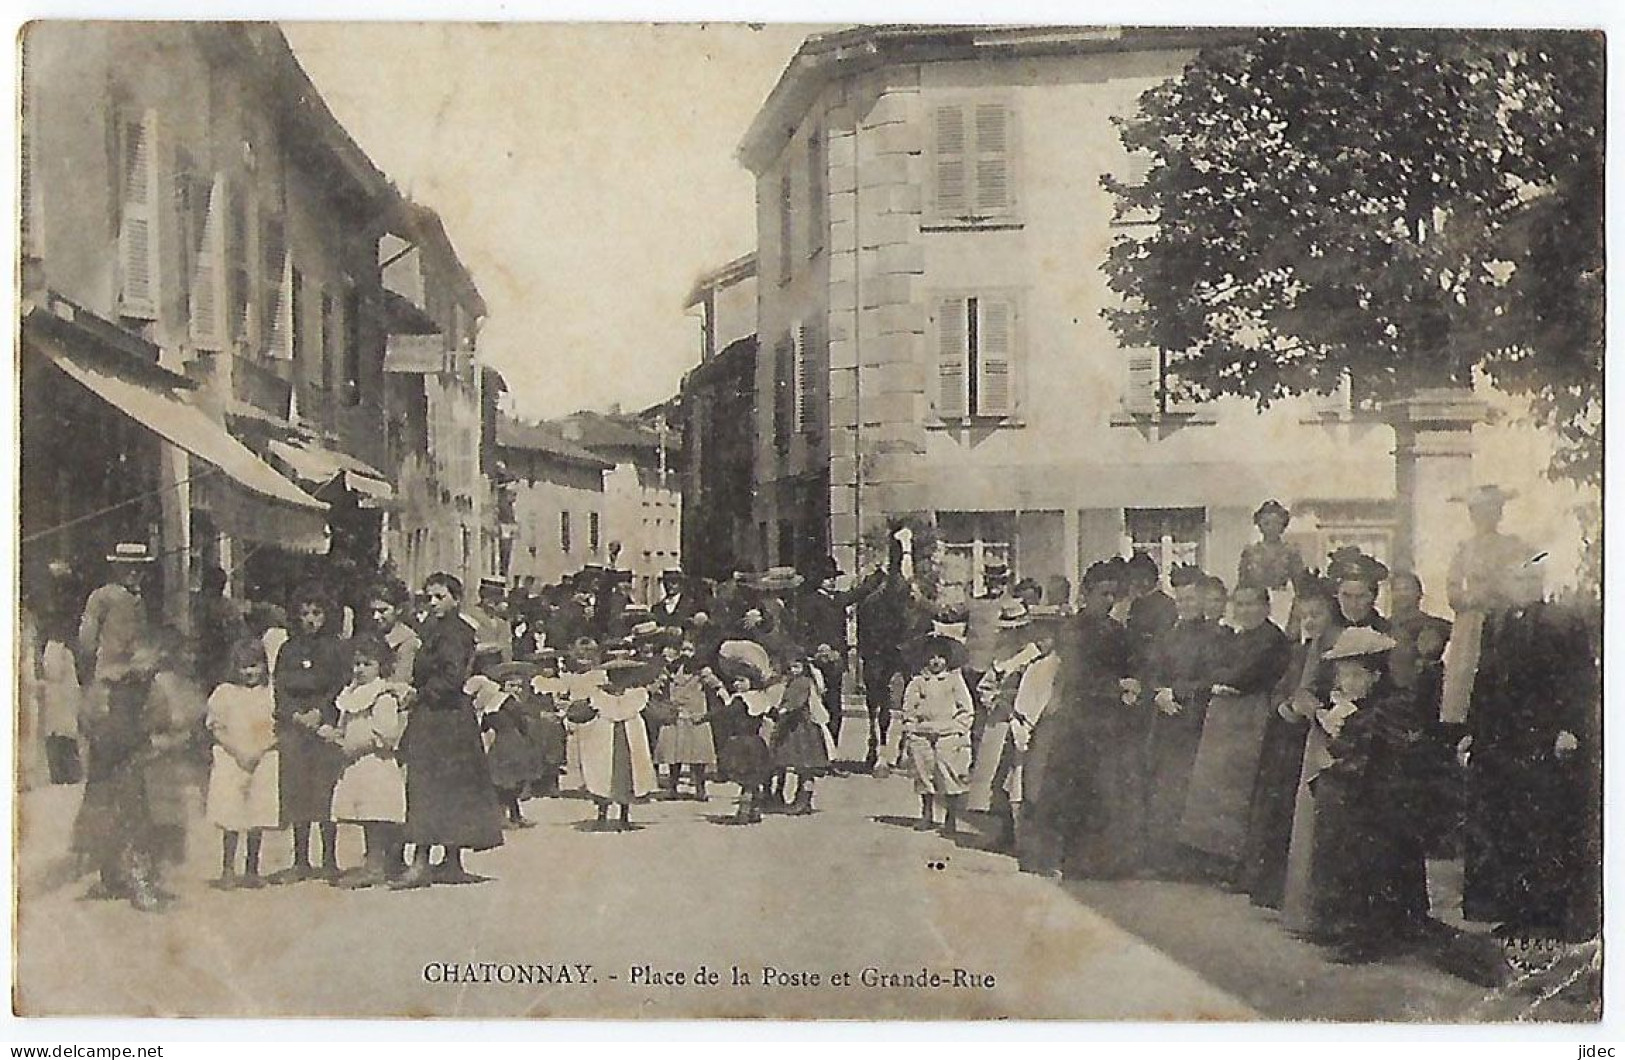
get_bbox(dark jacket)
[414,613,477,711]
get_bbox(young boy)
[900,636,976,835]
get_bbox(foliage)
[1103,29,1603,485]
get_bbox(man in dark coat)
[651,568,699,628]
[794,557,884,761]
[856,548,924,771]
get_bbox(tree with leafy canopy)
[1102,29,1603,486]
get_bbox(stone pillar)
[1383,387,1491,618]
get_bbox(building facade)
[680,254,760,579]
[736,26,1582,606]
[19,23,414,623]
[553,410,683,604]
[493,417,612,588]
[379,203,493,594]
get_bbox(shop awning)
[268,438,396,507]
[25,310,331,553]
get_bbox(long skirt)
[772,717,830,772]
[1281,724,1332,934]
[1439,610,1485,724]
[1068,711,1149,880]
[1144,708,1207,870]
[1243,714,1310,908]
[1180,691,1272,863]
[487,727,547,790]
[1308,769,1430,941]
[401,708,505,851]
[277,722,344,826]
[655,718,717,767]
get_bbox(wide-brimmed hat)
[629,620,661,639]
[604,657,647,678]
[803,555,843,581]
[995,600,1032,629]
[490,661,540,683]
[716,639,774,685]
[1453,484,1518,509]
[755,566,804,592]
[106,542,155,564]
[1326,547,1389,588]
[1322,627,1398,661]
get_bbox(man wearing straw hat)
[78,542,155,696]
[1440,485,1540,725]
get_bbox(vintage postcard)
[12,21,1603,1021]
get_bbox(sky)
[282,22,821,419]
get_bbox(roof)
[553,410,674,454]
[388,199,488,319]
[739,25,1229,173]
[205,25,401,214]
[683,252,757,309]
[683,334,758,392]
[495,417,614,470]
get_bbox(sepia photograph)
[11,20,1604,1022]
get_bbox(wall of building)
[503,453,606,587]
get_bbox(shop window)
[937,511,1016,598]
[1126,507,1207,580]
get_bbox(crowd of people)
[16,486,1599,971]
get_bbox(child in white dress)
[327,637,407,889]
[205,639,280,889]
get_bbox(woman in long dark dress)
[1307,627,1433,961]
[270,585,350,883]
[393,572,504,889]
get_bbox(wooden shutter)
[1126,348,1160,412]
[935,296,968,419]
[973,103,1012,215]
[261,216,289,358]
[189,173,225,350]
[806,131,825,254]
[977,297,1014,416]
[117,110,160,319]
[933,105,968,218]
[794,322,811,432]
[774,334,794,451]
[778,172,794,281]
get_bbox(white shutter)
[933,105,968,218]
[793,322,809,432]
[118,110,160,319]
[973,103,1012,215]
[262,217,290,358]
[189,173,225,351]
[936,297,968,419]
[977,298,1014,416]
[1126,348,1159,412]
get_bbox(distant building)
[738,26,1428,602]
[493,416,612,587]
[553,409,682,604]
[681,254,760,578]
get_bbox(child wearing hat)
[568,658,658,830]
[327,636,407,888]
[653,639,716,800]
[558,638,607,794]
[478,660,547,829]
[712,664,774,824]
[900,636,977,835]
[768,651,830,815]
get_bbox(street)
[14,719,1520,1022]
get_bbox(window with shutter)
[793,322,810,433]
[290,266,306,378]
[226,180,253,345]
[932,100,1018,224]
[260,215,289,358]
[773,334,795,453]
[935,296,968,419]
[977,297,1014,415]
[1125,348,1160,413]
[778,172,794,282]
[321,290,337,390]
[806,130,825,257]
[1114,149,1157,226]
[117,110,161,320]
[933,105,968,218]
[189,173,225,351]
[973,104,1011,215]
